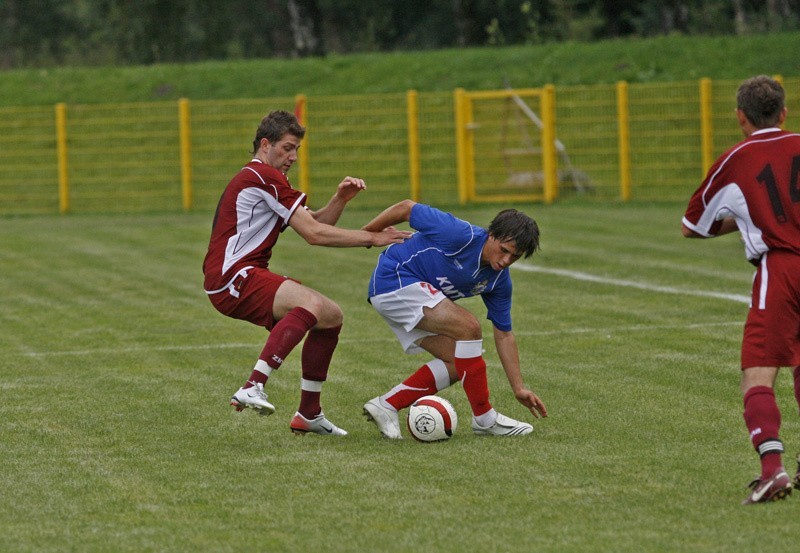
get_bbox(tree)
[1,0,799,68]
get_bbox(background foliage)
[2,0,800,68]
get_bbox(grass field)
[2,32,800,106]
[2,200,800,552]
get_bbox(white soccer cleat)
[230,382,275,416]
[290,412,348,436]
[471,412,533,436]
[363,397,402,439]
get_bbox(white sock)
[254,359,273,377]
[455,339,483,359]
[301,378,323,392]
[473,408,497,428]
[428,358,452,391]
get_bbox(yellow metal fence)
[1,77,798,215]
[455,86,558,204]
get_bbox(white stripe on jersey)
[691,182,768,260]
[757,253,768,310]
[221,183,305,274]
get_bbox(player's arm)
[289,203,411,247]
[361,199,416,232]
[309,176,367,226]
[493,326,548,418]
[681,216,738,238]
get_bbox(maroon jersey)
[203,159,306,292]
[683,128,800,261]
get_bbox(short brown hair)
[251,110,306,153]
[488,209,540,258]
[736,75,785,129]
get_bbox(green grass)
[2,32,800,106]
[2,200,800,552]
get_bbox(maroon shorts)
[741,250,800,369]
[207,267,297,331]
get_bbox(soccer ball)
[407,395,458,442]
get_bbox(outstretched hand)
[335,176,367,202]
[515,388,548,419]
[369,227,413,247]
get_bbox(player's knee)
[456,317,482,340]
[317,300,344,329]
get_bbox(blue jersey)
[368,203,513,331]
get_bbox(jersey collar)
[751,127,782,136]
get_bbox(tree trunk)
[451,0,468,47]
[732,0,747,34]
[287,0,320,57]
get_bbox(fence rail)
[1,76,797,215]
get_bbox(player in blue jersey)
[361,200,548,438]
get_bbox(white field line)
[513,264,750,304]
[13,266,746,359]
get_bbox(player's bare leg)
[229,279,322,415]
[417,301,532,436]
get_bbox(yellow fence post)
[616,81,631,202]
[55,102,69,214]
[178,98,193,211]
[465,93,478,203]
[454,88,468,205]
[699,78,714,176]
[295,94,310,195]
[541,85,558,204]
[406,90,421,202]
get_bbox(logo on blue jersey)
[435,276,466,299]
[471,280,488,295]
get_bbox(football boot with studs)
[471,412,533,436]
[742,469,792,505]
[363,397,403,439]
[230,382,275,416]
[290,412,348,436]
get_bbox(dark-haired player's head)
[488,209,540,258]
[737,75,785,129]
[251,110,306,154]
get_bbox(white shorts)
[369,282,447,354]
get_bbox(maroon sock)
[297,325,341,418]
[244,307,317,388]
[743,385,784,478]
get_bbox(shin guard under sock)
[298,325,341,418]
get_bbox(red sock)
[454,341,491,417]
[384,359,450,410]
[743,385,784,478]
[297,325,341,418]
[245,307,317,388]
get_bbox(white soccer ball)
[407,395,458,442]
